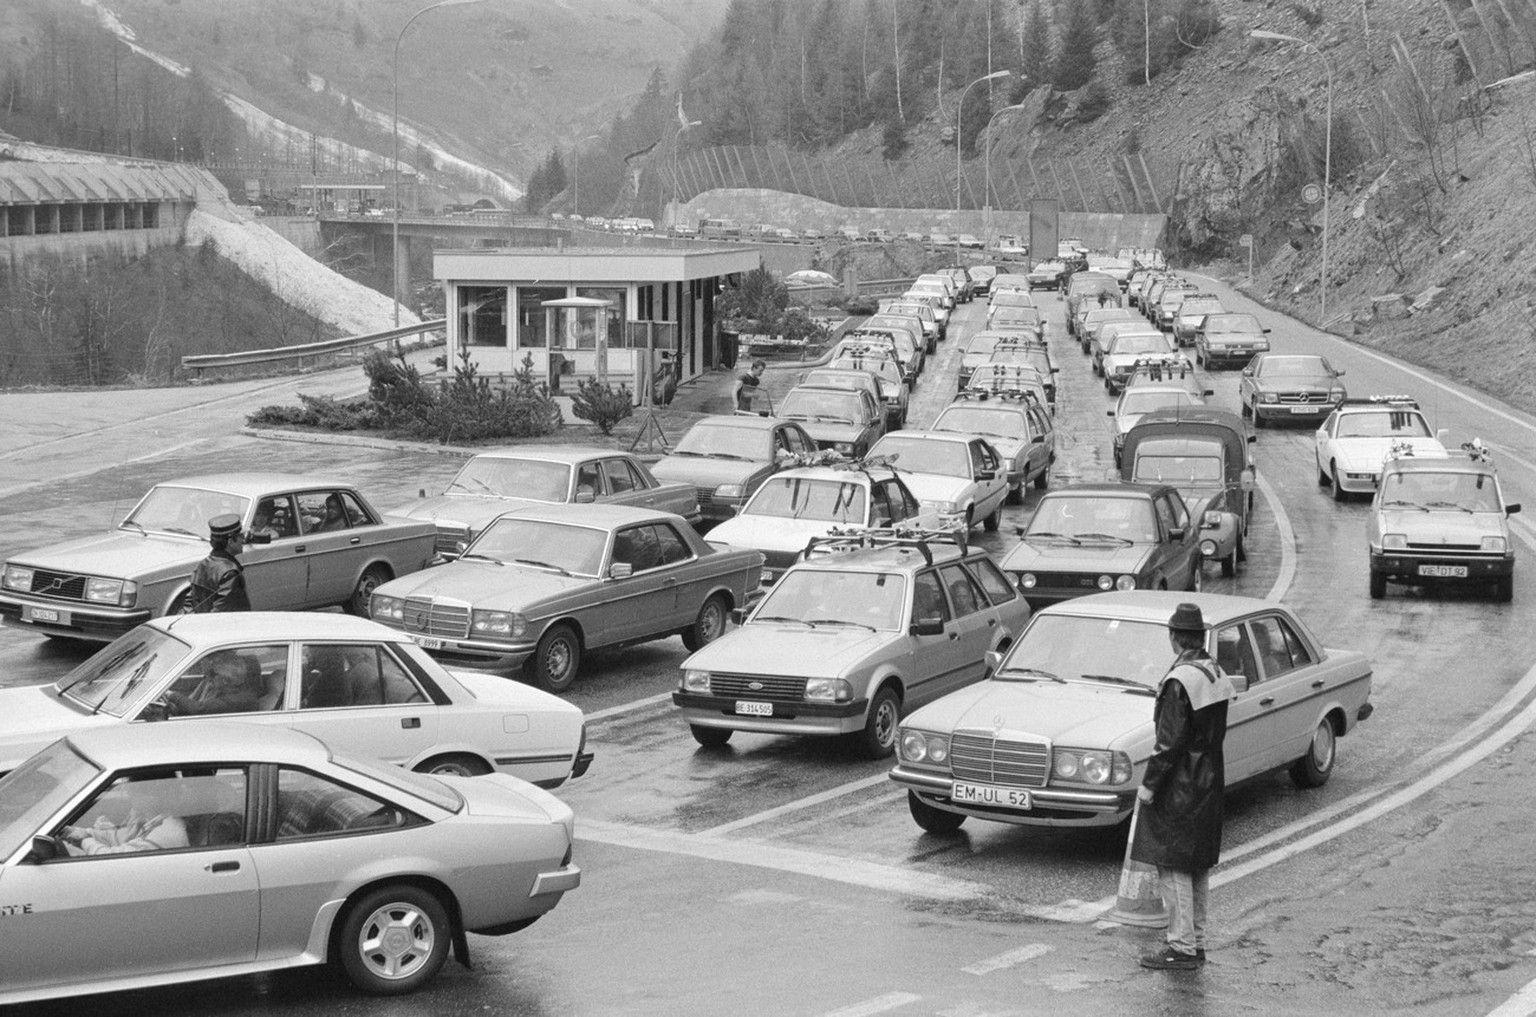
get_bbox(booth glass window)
[459,285,508,347]
[517,285,566,348]
[577,287,628,347]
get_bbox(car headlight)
[715,483,747,500]
[1052,748,1133,785]
[1200,539,1218,557]
[3,564,35,591]
[1380,533,1407,551]
[682,669,712,692]
[1017,572,1036,589]
[471,610,527,638]
[927,500,960,516]
[1097,574,1115,591]
[1482,535,1508,552]
[1261,392,1279,403]
[1202,510,1222,529]
[84,577,128,605]
[805,678,853,702]
[899,729,951,765]
[1115,574,1137,591]
[371,593,404,622]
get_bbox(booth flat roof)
[434,245,761,283]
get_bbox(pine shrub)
[570,377,635,435]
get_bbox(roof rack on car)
[1339,395,1419,408]
[1460,438,1494,463]
[801,524,969,565]
[1125,356,1186,377]
[954,386,1041,403]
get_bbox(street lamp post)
[1250,29,1333,324]
[983,101,1029,244]
[956,70,1011,264]
[393,0,488,328]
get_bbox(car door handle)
[401,717,421,729]
[294,545,307,553]
[1311,680,1325,688]
[206,860,241,873]
[987,618,997,627]
[350,536,361,545]
[948,632,959,641]
[1259,696,1275,706]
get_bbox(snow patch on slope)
[184,209,419,335]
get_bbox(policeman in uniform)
[186,514,251,613]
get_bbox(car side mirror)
[729,608,748,625]
[909,617,946,637]
[245,530,272,545]
[419,488,427,498]
[1031,434,1045,444]
[1106,410,1115,417]
[1203,389,1214,397]
[1508,503,1522,516]
[1263,327,1273,334]
[1336,370,1346,377]
[1436,428,1450,442]
[1168,526,1186,540]
[24,834,60,864]
[608,562,634,580]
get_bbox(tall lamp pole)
[1250,29,1333,324]
[956,70,1011,264]
[393,0,487,327]
[983,101,1029,243]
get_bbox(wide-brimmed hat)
[1168,602,1205,633]
[208,514,243,538]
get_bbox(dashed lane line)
[698,773,891,836]
[818,993,922,1017]
[961,943,1053,976]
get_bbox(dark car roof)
[1040,482,1175,500]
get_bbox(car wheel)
[983,503,1001,532]
[1317,459,1331,487]
[416,754,491,778]
[682,594,730,651]
[908,791,967,834]
[167,590,194,616]
[336,885,451,996]
[1189,563,1202,592]
[855,685,901,759]
[1330,464,1347,503]
[1494,576,1514,602]
[527,623,582,693]
[1220,542,1239,578]
[1034,464,1050,490]
[1252,403,1266,428]
[1289,719,1337,788]
[347,565,393,617]
[1369,570,1386,599]
[1241,399,1252,420]
[1007,483,1024,506]
[690,724,733,748]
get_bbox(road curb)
[240,426,478,458]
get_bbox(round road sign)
[1302,183,1323,205]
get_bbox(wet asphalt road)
[5,277,1536,1015]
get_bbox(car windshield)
[744,477,867,522]
[672,423,770,460]
[1180,300,1223,317]
[998,614,1176,688]
[1109,335,1171,356]
[446,456,570,500]
[466,517,609,575]
[1028,496,1158,541]
[1120,390,1203,414]
[933,407,1026,440]
[753,568,907,631]
[1381,470,1502,512]
[780,389,865,424]
[866,316,920,335]
[993,293,1032,307]
[1260,357,1328,377]
[1204,314,1262,334]
[122,485,252,538]
[1134,455,1224,483]
[56,626,191,716]
[883,303,932,322]
[1337,410,1431,438]
[993,308,1040,325]
[871,437,971,478]
[0,739,102,860]
[828,356,902,387]
[966,336,1002,357]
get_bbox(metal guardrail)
[180,319,448,377]
[857,276,919,298]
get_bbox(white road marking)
[698,773,892,836]
[819,992,922,1017]
[1254,469,1297,601]
[961,943,1053,976]
[1490,978,1536,1016]
[581,691,673,723]
[580,818,989,902]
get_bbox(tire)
[347,565,392,617]
[855,685,901,759]
[1189,562,1202,592]
[527,623,582,693]
[1007,483,1023,506]
[167,590,194,616]
[1493,576,1513,603]
[1034,464,1050,490]
[1369,570,1386,599]
[1241,399,1252,420]
[908,791,967,834]
[1252,404,1266,428]
[1220,543,1238,578]
[682,594,729,652]
[690,724,732,748]
[336,885,451,996]
[1289,719,1337,788]
[983,503,1001,532]
[416,754,491,778]
[1318,459,1331,486]
[1330,464,1347,503]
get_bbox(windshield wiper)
[163,526,198,537]
[811,415,856,424]
[449,477,499,496]
[805,618,876,632]
[1424,501,1473,513]
[996,666,1065,683]
[1076,532,1134,546]
[511,558,571,575]
[1024,530,1081,545]
[755,615,815,627]
[1080,674,1158,695]
[1382,499,1428,511]
[704,452,754,461]
[458,553,504,566]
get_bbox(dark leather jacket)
[187,551,250,613]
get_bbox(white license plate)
[1289,405,1323,414]
[735,700,773,716]
[951,782,1032,809]
[24,606,64,624]
[1418,564,1468,578]
[412,635,444,650]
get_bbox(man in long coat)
[1132,601,1235,970]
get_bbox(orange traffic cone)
[1105,799,1168,927]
